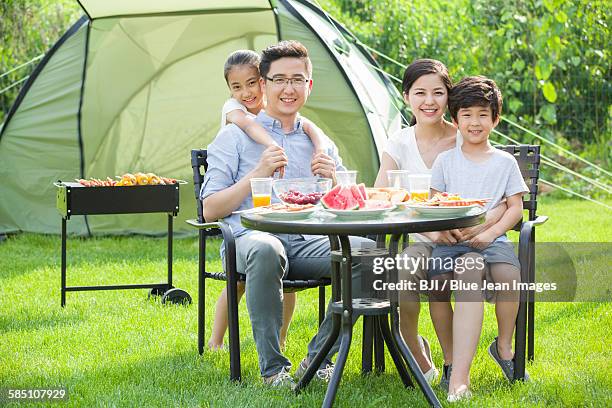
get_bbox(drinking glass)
[408,174,431,201]
[386,170,411,189]
[335,170,357,185]
[250,178,273,207]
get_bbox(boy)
[427,76,529,401]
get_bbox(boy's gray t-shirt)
[430,146,528,240]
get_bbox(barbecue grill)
[55,181,191,306]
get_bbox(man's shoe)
[439,364,452,392]
[294,357,335,383]
[264,366,295,388]
[488,337,530,382]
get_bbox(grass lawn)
[1,198,610,407]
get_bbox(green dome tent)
[0,0,402,236]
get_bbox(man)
[201,41,373,386]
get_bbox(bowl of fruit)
[273,177,332,205]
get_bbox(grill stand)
[56,181,190,306]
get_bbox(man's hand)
[468,229,497,250]
[311,151,336,180]
[254,145,288,177]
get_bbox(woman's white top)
[382,125,462,243]
[383,125,462,174]
[220,98,252,128]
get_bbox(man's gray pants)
[233,231,374,378]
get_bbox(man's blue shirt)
[201,111,345,238]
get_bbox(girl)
[208,50,326,350]
[374,59,506,392]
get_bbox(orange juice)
[411,190,429,201]
[253,194,271,207]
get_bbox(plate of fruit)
[407,192,489,217]
[255,203,318,220]
[273,177,332,205]
[321,183,395,219]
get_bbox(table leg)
[295,235,343,392]
[61,217,67,307]
[388,234,441,408]
[374,321,385,373]
[378,314,412,387]
[321,235,354,408]
[361,316,374,374]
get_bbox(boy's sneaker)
[264,366,295,388]
[294,357,335,383]
[488,337,530,382]
[439,364,452,392]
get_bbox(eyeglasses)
[264,76,310,88]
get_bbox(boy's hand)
[459,223,487,241]
[311,152,336,180]
[468,230,497,250]
[255,145,288,177]
[427,230,458,245]
[449,229,464,242]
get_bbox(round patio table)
[242,207,485,408]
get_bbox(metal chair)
[498,144,548,380]
[186,149,330,381]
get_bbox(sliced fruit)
[350,185,366,209]
[320,184,342,208]
[357,183,367,200]
[364,199,393,209]
[389,189,409,203]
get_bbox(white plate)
[323,205,395,219]
[257,207,318,220]
[407,204,481,217]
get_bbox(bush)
[320,0,610,199]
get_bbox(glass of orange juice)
[250,177,273,207]
[408,174,431,201]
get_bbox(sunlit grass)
[0,198,610,406]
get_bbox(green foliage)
[0,0,82,123]
[320,0,611,198]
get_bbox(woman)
[374,59,504,389]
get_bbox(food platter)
[257,206,318,220]
[323,205,396,219]
[407,203,482,217]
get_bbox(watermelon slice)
[321,185,342,208]
[350,185,366,209]
[321,184,359,210]
[357,183,367,200]
[341,186,360,210]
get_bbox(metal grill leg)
[61,217,67,307]
[167,214,173,289]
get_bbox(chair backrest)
[191,149,208,223]
[498,144,541,221]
